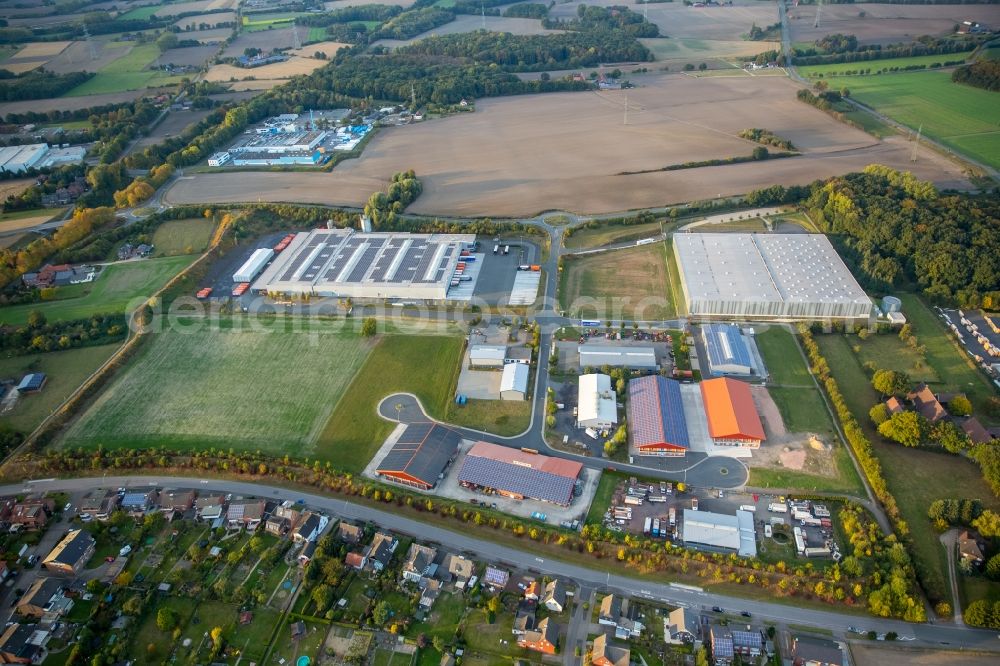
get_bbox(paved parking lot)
[472,239,539,306]
[942,308,1000,371]
[455,355,503,400]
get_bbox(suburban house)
[440,553,474,588]
[958,530,986,566]
[337,522,363,544]
[791,635,844,666]
[419,578,442,610]
[368,532,398,572]
[543,579,567,612]
[0,623,50,664]
[345,551,367,571]
[907,384,947,423]
[226,500,265,529]
[16,579,72,620]
[512,607,536,636]
[79,491,120,521]
[158,489,196,515]
[884,397,904,414]
[8,499,54,531]
[710,626,764,665]
[524,580,539,601]
[598,595,643,639]
[591,634,630,666]
[401,543,437,584]
[298,541,317,567]
[195,495,226,522]
[293,513,324,543]
[664,607,699,645]
[962,417,995,444]
[265,514,292,537]
[483,566,510,591]
[120,490,158,516]
[43,530,95,575]
[517,617,558,655]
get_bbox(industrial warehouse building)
[500,362,530,401]
[627,376,689,456]
[702,323,754,376]
[682,509,757,557]
[700,378,765,447]
[252,228,476,301]
[468,345,507,369]
[376,422,461,490]
[577,373,618,430]
[0,143,85,173]
[579,345,657,370]
[458,442,583,506]
[673,233,873,320]
[233,248,274,283]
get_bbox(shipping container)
[739,504,756,513]
[668,507,676,526]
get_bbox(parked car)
[741,611,752,618]
[711,606,724,613]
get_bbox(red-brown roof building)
[700,378,765,447]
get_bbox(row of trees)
[738,128,796,151]
[0,312,126,354]
[952,58,1000,91]
[0,69,94,101]
[793,34,979,66]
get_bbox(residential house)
[368,532,398,572]
[962,417,995,445]
[598,595,622,626]
[290,620,306,640]
[958,530,986,566]
[337,522,363,544]
[42,530,95,576]
[79,491,120,521]
[441,553,474,588]
[591,634,629,666]
[195,495,225,522]
[791,635,843,666]
[517,617,558,655]
[543,579,567,613]
[298,541,317,567]
[907,384,947,423]
[0,623,50,664]
[8,500,54,531]
[401,543,437,584]
[264,514,292,537]
[158,489,196,514]
[419,578,442,610]
[512,607,536,636]
[293,512,324,543]
[524,580,539,601]
[120,490,158,516]
[664,607,698,645]
[16,579,72,620]
[484,566,509,591]
[345,551,367,570]
[710,626,763,665]
[226,500,265,529]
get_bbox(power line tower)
[814,0,823,29]
[623,92,629,126]
[911,124,922,162]
[410,82,417,111]
[292,25,301,50]
[481,2,486,30]
[82,22,98,61]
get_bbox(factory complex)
[251,228,477,301]
[0,143,86,174]
[673,233,873,321]
[681,509,757,558]
[457,442,583,507]
[208,112,372,167]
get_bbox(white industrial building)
[468,345,507,369]
[673,233,873,320]
[577,373,618,430]
[681,509,757,557]
[579,345,657,370]
[252,228,476,301]
[208,152,232,167]
[233,248,274,283]
[500,362,529,401]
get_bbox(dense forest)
[805,165,1000,309]
[542,5,659,38]
[503,3,550,19]
[0,70,94,101]
[373,7,455,41]
[952,58,1000,91]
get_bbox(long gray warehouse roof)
[376,422,460,487]
[682,509,756,557]
[579,345,657,369]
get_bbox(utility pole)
[911,124,922,162]
[623,92,629,126]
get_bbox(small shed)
[16,373,46,394]
[290,620,306,640]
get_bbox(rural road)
[940,530,966,625]
[8,474,999,652]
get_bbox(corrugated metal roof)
[469,345,507,361]
[578,373,617,425]
[500,362,529,394]
[459,442,582,505]
[700,378,765,442]
[703,323,752,372]
[627,376,688,451]
[377,422,460,487]
[579,345,657,369]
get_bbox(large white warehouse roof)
[673,233,872,320]
[682,509,757,557]
[578,373,617,428]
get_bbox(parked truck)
[768,502,788,513]
[643,517,652,535]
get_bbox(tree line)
[0,311,127,355]
[793,34,979,66]
[0,70,94,102]
[952,58,1000,91]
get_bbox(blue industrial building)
[702,323,754,376]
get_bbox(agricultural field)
[559,242,674,320]
[0,210,60,235]
[127,108,213,154]
[150,217,216,256]
[203,56,327,85]
[287,41,350,58]
[788,3,1000,46]
[61,324,375,454]
[640,37,779,69]
[0,40,73,74]
[373,14,562,49]
[173,10,237,30]
[798,51,975,78]
[316,334,463,471]
[0,343,121,434]
[153,0,238,18]
[64,43,175,96]
[0,91,146,118]
[221,29,302,58]
[163,73,970,217]
[0,255,197,326]
[801,69,1000,171]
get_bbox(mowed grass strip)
[316,335,463,472]
[0,344,120,434]
[797,51,975,78]
[62,325,373,454]
[0,255,197,326]
[65,43,161,96]
[150,218,217,256]
[559,243,673,320]
[563,221,662,250]
[754,326,812,386]
[445,398,531,436]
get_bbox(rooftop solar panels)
[627,376,689,452]
[458,442,582,506]
[377,422,461,489]
[703,324,753,375]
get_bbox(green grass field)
[118,5,161,20]
[150,218,216,257]
[767,386,837,435]
[798,52,974,78]
[0,255,196,326]
[559,243,673,320]
[799,68,1000,170]
[446,397,531,436]
[242,14,300,32]
[62,324,374,454]
[754,327,812,386]
[65,43,162,96]
[563,221,662,250]
[316,334,463,471]
[0,344,120,434]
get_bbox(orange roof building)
[700,378,765,447]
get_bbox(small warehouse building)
[627,376,689,456]
[702,323,753,376]
[15,373,47,394]
[577,373,618,430]
[579,345,657,371]
[682,509,757,557]
[233,248,274,283]
[458,441,583,506]
[500,362,530,401]
[468,344,507,369]
[376,422,461,491]
[700,377,765,448]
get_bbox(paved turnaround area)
[7,474,999,654]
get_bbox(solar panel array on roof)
[377,422,461,489]
[703,324,753,375]
[16,373,46,392]
[458,443,581,505]
[627,376,689,452]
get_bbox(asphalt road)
[9,475,997,652]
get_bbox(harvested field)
[203,56,326,82]
[11,41,73,58]
[128,108,212,154]
[287,41,350,58]
[43,40,132,75]
[221,29,299,57]
[849,644,1000,666]
[559,243,673,320]
[0,178,35,201]
[173,10,237,30]
[640,37,779,67]
[374,14,562,49]
[182,27,232,43]
[324,0,415,7]
[159,44,217,68]
[0,90,144,117]
[788,3,1000,46]
[0,212,56,234]
[164,73,970,217]
[153,0,234,17]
